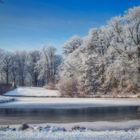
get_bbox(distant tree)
[2,52,12,84]
[15,51,28,86]
[0,49,5,82]
[36,46,61,86]
[10,53,19,85]
[27,50,40,86]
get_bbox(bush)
[58,77,78,97]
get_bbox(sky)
[0,0,140,54]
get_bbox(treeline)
[0,46,62,87]
[59,6,140,97]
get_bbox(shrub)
[58,77,78,97]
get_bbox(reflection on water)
[0,106,140,125]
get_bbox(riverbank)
[4,87,140,98]
[0,121,140,140]
[0,96,15,104]
[0,97,140,109]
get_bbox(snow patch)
[5,87,60,97]
[0,128,140,140]
[0,96,15,104]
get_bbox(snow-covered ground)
[2,87,140,109]
[0,129,140,140]
[0,96,15,104]
[5,87,60,97]
[0,121,140,140]
[1,96,140,109]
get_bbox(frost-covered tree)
[15,51,28,86]
[10,53,19,85]
[0,49,5,82]
[36,46,61,86]
[124,6,140,88]
[0,46,61,87]
[59,6,140,97]
[58,48,80,96]
[102,10,139,94]
[2,52,13,84]
[62,36,83,56]
[0,50,18,85]
[27,50,40,86]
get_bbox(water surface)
[0,106,140,125]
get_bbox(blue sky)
[0,0,140,54]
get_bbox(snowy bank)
[0,96,140,109]
[5,87,60,97]
[1,129,140,140]
[0,121,140,140]
[0,96,15,104]
[1,120,140,132]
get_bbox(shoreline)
[1,120,140,131]
[0,97,140,109]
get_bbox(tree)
[15,51,28,86]
[62,36,83,56]
[124,6,140,88]
[0,49,5,82]
[2,52,12,84]
[10,53,19,85]
[36,46,60,86]
[0,46,62,87]
[27,50,40,86]
[59,6,140,96]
